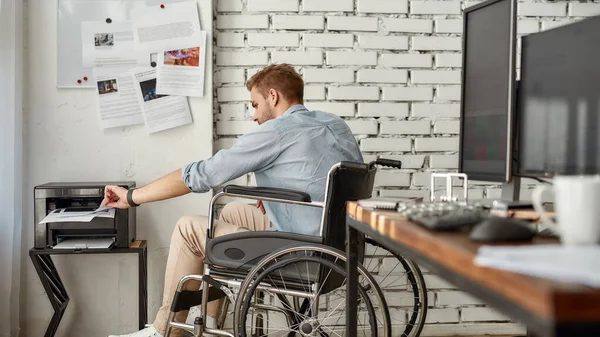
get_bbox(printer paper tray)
[53,238,115,250]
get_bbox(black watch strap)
[127,188,140,207]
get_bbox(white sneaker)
[108,325,164,337]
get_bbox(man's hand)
[100,185,130,209]
[99,169,191,209]
[256,200,266,215]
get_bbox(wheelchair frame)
[163,161,400,337]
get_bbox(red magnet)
[83,76,88,81]
[160,4,165,8]
[77,79,82,84]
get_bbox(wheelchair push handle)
[370,158,402,169]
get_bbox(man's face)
[250,87,275,125]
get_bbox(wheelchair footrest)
[170,286,227,313]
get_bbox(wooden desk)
[29,240,148,337]
[345,203,600,337]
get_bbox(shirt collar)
[282,104,308,117]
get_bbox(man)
[107,64,363,337]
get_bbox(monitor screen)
[459,0,517,182]
[518,16,600,176]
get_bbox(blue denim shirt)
[182,104,363,236]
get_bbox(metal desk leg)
[30,252,70,337]
[346,222,359,337]
[138,248,148,329]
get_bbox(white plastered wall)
[20,0,214,336]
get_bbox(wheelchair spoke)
[292,262,310,294]
[317,324,343,337]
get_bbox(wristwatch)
[127,188,140,207]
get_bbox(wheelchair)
[164,159,428,337]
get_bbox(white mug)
[532,175,600,246]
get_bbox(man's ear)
[269,89,279,106]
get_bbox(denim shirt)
[182,104,363,236]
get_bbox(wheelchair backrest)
[313,161,377,294]
[321,161,377,253]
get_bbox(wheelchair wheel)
[362,238,428,337]
[234,245,391,337]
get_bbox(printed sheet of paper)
[39,207,116,224]
[475,244,600,288]
[93,67,145,129]
[81,21,147,68]
[130,1,203,53]
[156,32,207,97]
[132,67,193,134]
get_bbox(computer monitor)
[517,15,600,177]
[459,0,517,187]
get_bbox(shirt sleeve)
[181,124,281,193]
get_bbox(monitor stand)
[481,177,533,209]
[500,176,521,201]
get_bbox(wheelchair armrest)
[223,185,312,203]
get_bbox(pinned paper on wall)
[132,67,193,134]
[156,31,207,97]
[93,67,145,129]
[130,1,203,53]
[81,20,147,69]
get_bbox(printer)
[34,182,136,249]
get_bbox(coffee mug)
[532,175,600,246]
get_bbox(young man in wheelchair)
[103,64,364,337]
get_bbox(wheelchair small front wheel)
[234,245,391,337]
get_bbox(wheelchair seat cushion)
[205,231,322,270]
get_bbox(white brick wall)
[435,19,463,33]
[329,86,379,100]
[358,0,408,14]
[216,14,268,29]
[247,33,299,47]
[357,69,407,83]
[518,2,566,17]
[303,0,353,12]
[214,1,597,334]
[271,51,323,65]
[435,54,462,68]
[383,18,433,33]
[381,121,430,135]
[249,0,298,12]
[304,33,354,48]
[216,51,268,66]
[327,16,378,31]
[358,103,409,117]
[380,53,433,68]
[326,51,378,66]
[273,15,324,30]
[569,3,600,17]
[304,68,354,83]
[358,35,408,50]
[217,0,242,12]
[382,87,433,101]
[411,1,461,15]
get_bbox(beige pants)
[153,202,271,335]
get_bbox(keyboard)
[397,202,484,231]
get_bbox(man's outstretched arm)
[101,169,191,209]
